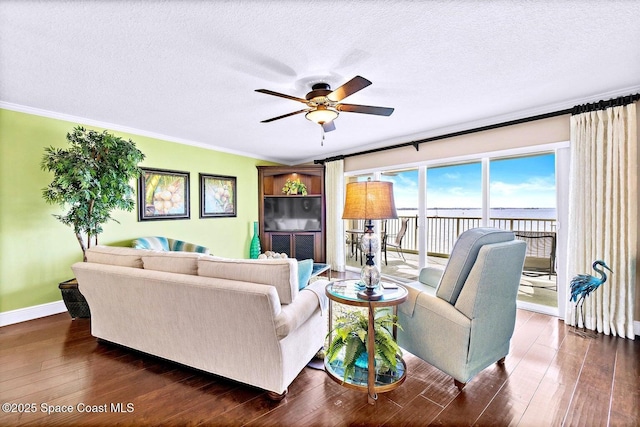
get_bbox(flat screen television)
[263,196,322,232]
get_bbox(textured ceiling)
[2,1,640,165]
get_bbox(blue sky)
[380,153,556,209]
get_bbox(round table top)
[325,279,408,307]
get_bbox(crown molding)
[0,101,284,164]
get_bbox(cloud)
[490,175,555,195]
[489,175,556,208]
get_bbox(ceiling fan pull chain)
[320,125,325,146]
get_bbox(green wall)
[0,108,276,313]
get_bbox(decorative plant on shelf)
[282,178,307,196]
[326,309,402,381]
[41,126,145,261]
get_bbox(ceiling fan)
[255,76,394,132]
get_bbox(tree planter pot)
[58,278,90,319]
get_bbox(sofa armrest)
[274,279,329,339]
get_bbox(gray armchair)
[397,228,526,390]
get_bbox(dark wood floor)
[1,296,638,426]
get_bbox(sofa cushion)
[297,259,314,290]
[132,236,170,251]
[85,245,144,268]
[142,251,203,275]
[198,257,298,304]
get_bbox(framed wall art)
[138,168,190,221]
[199,173,237,218]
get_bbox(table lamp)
[342,180,398,300]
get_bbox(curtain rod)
[314,92,639,165]
[571,93,640,115]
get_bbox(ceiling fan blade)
[327,76,372,102]
[337,103,394,116]
[260,109,309,123]
[322,121,336,132]
[255,89,308,103]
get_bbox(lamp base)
[358,287,383,301]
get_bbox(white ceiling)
[2,1,640,165]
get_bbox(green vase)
[250,221,261,259]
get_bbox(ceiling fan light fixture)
[305,106,339,124]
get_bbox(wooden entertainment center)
[257,165,326,262]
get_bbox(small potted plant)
[41,126,145,317]
[282,178,308,196]
[326,309,402,382]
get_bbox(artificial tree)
[41,126,145,261]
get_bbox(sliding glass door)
[345,146,565,316]
[489,153,558,310]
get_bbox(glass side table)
[325,280,408,405]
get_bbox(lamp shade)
[342,181,398,220]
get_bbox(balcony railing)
[348,215,557,257]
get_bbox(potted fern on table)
[41,126,145,317]
[326,309,402,383]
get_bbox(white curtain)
[325,160,345,272]
[566,102,637,339]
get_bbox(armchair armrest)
[419,267,444,288]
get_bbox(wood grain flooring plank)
[380,394,443,427]
[609,338,640,425]
[475,341,558,426]
[226,380,344,426]
[562,334,618,427]
[307,391,402,427]
[0,314,70,338]
[557,328,592,357]
[30,361,190,426]
[426,368,507,426]
[401,353,460,408]
[517,377,578,427]
[166,365,326,425]
[517,347,585,426]
[163,380,260,426]
[1,310,638,427]
[533,316,567,350]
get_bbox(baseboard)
[0,300,67,327]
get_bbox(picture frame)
[138,168,190,221]
[199,173,237,218]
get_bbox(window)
[345,143,566,316]
[427,162,482,255]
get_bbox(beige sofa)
[72,245,329,398]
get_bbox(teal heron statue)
[570,260,612,327]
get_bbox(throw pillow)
[297,259,314,290]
